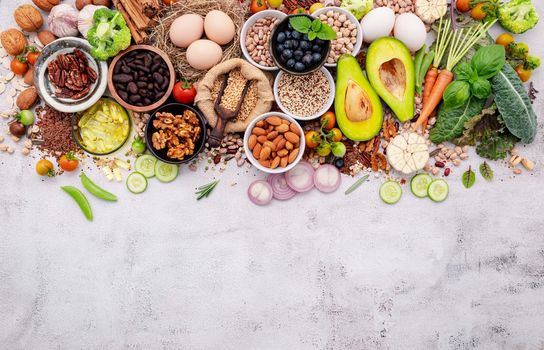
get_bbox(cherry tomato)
[305,130,321,149]
[36,159,55,177]
[328,128,343,142]
[172,80,197,104]
[316,142,331,157]
[58,152,79,172]
[471,3,487,21]
[26,47,40,65]
[456,0,471,13]
[289,7,307,14]
[309,2,324,13]
[320,111,336,130]
[511,42,529,59]
[10,56,28,75]
[495,33,514,48]
[250,0,268,14]
[515,65,531,82]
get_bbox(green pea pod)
[80,173,118,201]
[61,186,93,221]
[414,45,426,93]
[417,51,435,95]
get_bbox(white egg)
[360,7,396,44]
[394,13,427,52]
[169,14,204,48]
[186,39,223,70]
[204,10,236,45]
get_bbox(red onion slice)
[248,180,273,206]
[285,161,315,193]
[314,164,341,193]
[267,173,297,201]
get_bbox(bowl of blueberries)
[270,14,331,75]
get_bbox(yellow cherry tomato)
[329,128,343,142]
[36,159,55,177]
[496,33,515,48]
[515,65,531,82]
[309,2,325,14]
[471,3,487,21]
[305,130,321,149]
[320,111,336,130]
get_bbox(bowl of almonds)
[243,112,305,174]
[240,10,286,71]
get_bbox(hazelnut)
[14,5,43,32]
[16,87,39,110]
[32,0,60,12]
[37,30,57,46]
[0,28,27,56]
[24,68,35,86]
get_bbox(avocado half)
[366,37,415,122]
[334,54,383,141]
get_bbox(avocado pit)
[344,80,373,122]
[378,58,406,101]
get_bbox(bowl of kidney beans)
[108,45,175,112]
[270,14,331,75]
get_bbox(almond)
[253,143,262,159]
[270,156,280,169]
[252,127,266,136]
[263,141,275,151]
[272,135,283,146]
[16,87,39,110]
[289,123,301,136]
[260,146,271,160]
[284,131,299,144]
[37,30,56,46]
[255,120,265,127]
[266,131,278,140]
[276,138,286,150]
[24,68,34,86]
[275,124,289,133]
[258,159,271,167]
[288,148,299,163]
[277,149,288,157]
[248,134,257,150]
[280,157,288,168]
[285,141,293,150]
[257,135,267,143]
[265,116,282,126]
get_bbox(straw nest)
[149,0,247,82]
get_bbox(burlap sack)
[195,59,274,133]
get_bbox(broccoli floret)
[524,55,540,70]
[498,0,539,34]
[340,0,372,20]
[87,9,132,61]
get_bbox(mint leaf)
[316,22,337,40]
[311,19,322,32]
[290,16,311,34]
[308,31,317,41]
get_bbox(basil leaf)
[289,16,311,34]
[471,44,505,80]
[454,62,474,81]
[316,23,337,40]
[311,19,322,32]
[471,78,492,99]
[443,81,471,109]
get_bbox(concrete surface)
[1,1,543,349]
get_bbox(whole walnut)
[32,0,60,12]
[0,28,27,56]
[14,5,44,32]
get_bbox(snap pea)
[414,45,426,94]
[80,173,118,201]
[61,186,93,221]
[417,51,435,95]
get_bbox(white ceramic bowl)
[240,10,287,71]
[273,67,335,121]
[243,112,305,174]
[312,7,363,67]
[33,37,108,113]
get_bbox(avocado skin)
[366,37,415,122]
[334,54,383,141]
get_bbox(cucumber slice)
[428,179,449,202]
[410,173,433,198]
[126,172,148,194]
[154,161,179,183]
[135,155,157,178]
[379,181,402,204]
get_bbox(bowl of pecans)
[145,103,207,164]
[33,37,108,113]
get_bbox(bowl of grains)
[312,7,363,67]
[33,37,108,113]
[243,112,305,174]
[240,10,286,71]
[274,67,335,120]
[145,103,207,164]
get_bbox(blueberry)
[312,45,322,52]
[334,158,344,169]
[302,54,313,65]
[282,49,293,59]
[286,59,296,68]
[283,40,292,49]
[305,50,313,56]
[277,32,286,43]
[302,34,309,41]
[315,39,324,46]
[287,23,293,30]
[294,62,306,72]
[291,31,301,39]
[276,44,284,52]
[312,53,322,62]
[285,31,292,39]
[299,41,311,50]
[279,54,287,63]
[294,50,304,60]
[290,40,299,49]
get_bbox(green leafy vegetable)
[340,0,373,20]
[430,96,486,144]
[462,166,476,189]
[479,161,494,181]
[443,81,471,109]
[476,132,517,160]
[195,180,220,200]
[289,17,337,41]
[471,44,506,79]
[471,78,492,99]
[88,9,131,61]
[455,62,475,81]
[490,64,537,143]
[498,0,539,34]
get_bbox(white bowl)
[273,67,335,121]
[312,7,363,67]
[240,10,287,71]
[243,112,305,174]
[33,37,108,113]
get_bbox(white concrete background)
[1,1,544,349]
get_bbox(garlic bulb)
[78,4,106,38]
[48,4,79,38]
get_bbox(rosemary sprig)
[345,174,370,195]
[196,180,220,200]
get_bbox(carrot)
[413,70,454,131]
[422,66,438,109]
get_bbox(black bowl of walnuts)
[270,14,331,75]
